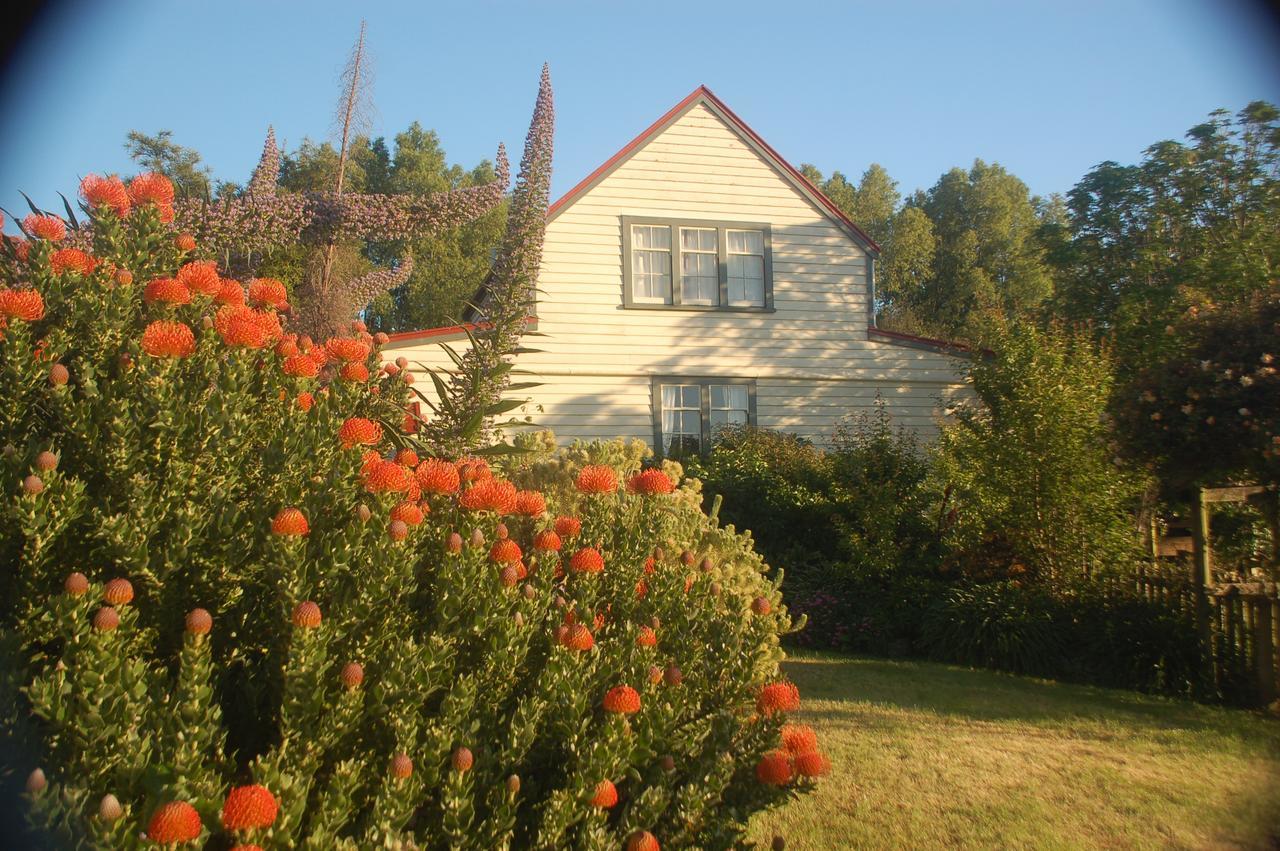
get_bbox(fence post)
[1255,597,1276,705]
[1192,487,1214,697]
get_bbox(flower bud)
[471,528,485,548]
[522,583,536,600]
[506,774,521,795]
[451,746,473,773]
[496,523,509,540]
[660,755,675,772]
[22,475,43,496]
[99,793,123,822]
[34,451,57,472]
[664,664,682,686]
[49,363,69,386]
[64,572,88,596]
[680,550,695,566]
[25,768,46,795]
[356,504,372,523]
[701,556,714,573]
[448,532,463,553]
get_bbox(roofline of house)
[545,85,881,255]
[381,317,538,348]
[867,327,977,358]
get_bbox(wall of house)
[390,100,971,447]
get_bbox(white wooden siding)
[393,99,971,447]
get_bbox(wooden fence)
[1136,563,1278,705]
[1140,484,1279,706]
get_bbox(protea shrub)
[0,177,825,849]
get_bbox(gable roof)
[547,85,881,255]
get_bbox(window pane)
[680,411,700,434]
[725,409,748,425]
[680,227,716,252]
[634,224,670,249]
[709,409,728,430]
[662,409,677,434]
[727,385,748,409]
[681,385,700,408]
[728,229,763,254]
[710,385,727,408]
[662,385,680,408]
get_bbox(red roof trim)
[868,327,979,357]
[384,323,478,343]
[382,316,537,347]
[545,85,881,254]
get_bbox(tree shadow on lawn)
[781,651,1280,746]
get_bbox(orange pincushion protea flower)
[80,174,131,218]
[127,172,175,221]
[216,279,246,306]
[627,468,675,495]
[215,305,278,349]
[755,750,793,785]
[390,501,425,526]
[221,784,278,830]
[324,336,370,362]
[603,685,641,714]
[489,539,522,564]
[143,277,191,305]
[50,248,97,276]
[177,261,222,296]
[560,622,594,651]
[339,417,382,449]
[247,278,288,310]
[513,490,547,517]
[533,529,562,551]
[0,289,45,322]
[575,464,618,494]
[271,508,309,536]
[146,800,202,843]
[569,547,604,574]
[553,516,581,538]
[296,392,314,411]
[793,750,831,778]
[361,459,413,494]
[458,479,517,514]
[636,626,657,648]
[589,779,618,808]
[781,725,819,755]
[390,754,413,779]
[757,681,801,715]
[175,233,196,252]
[415,459,460,495]
[185,608,212,635]
[339,362,369,382]
[22,214,66,242]
[275,334,299,357]
[283,354,320,377]
[141,320,196,357]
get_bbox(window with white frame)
[652,378,755,456]
[727,229,766,306]
[679,227,718,305]
[709,384,750,434]
[660,384,703,455]
[623,217,772,310]
[631,224,672,304]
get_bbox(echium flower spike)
[427,64,552,453]
[247,126,280,197]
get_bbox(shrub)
[1118,287,1280,492]
[0,180,823,848]
[934,322,1147,584]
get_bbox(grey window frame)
[650,376,758,455]
[622,216,775,312]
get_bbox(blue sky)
[0,0,1277,228]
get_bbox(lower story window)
[652,377,756,455]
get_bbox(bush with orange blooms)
[0,176,820,849]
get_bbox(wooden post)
[1254,596,1276,705]
[1192,487,1214,697]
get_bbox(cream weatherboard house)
[387,86,970,453]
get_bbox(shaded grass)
[748,652,1280,850]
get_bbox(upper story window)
[622,216,773,312]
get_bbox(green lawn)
[747,652,1280,850]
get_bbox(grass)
[747,652,1280,850]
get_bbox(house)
[387,86,971,453]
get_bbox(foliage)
[1116,286,1280,491]
[0,176,820,847]
[1044,101,1280,382]
[124,130,216,200]
[934,322,1146,584]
